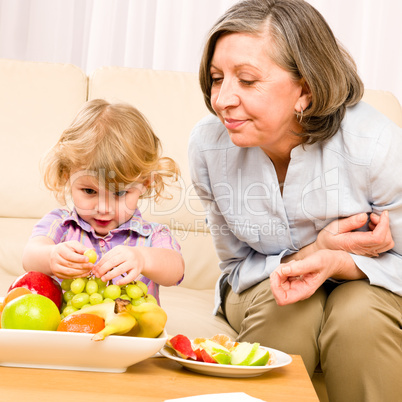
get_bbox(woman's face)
[210,32,306,156]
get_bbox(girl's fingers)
[115,270,138,286]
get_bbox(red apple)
[8,271,63,311]
[167,334,198,360]
[198,340,231,364]
[200,348,218,363]
[193,346,205,362]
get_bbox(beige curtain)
[0,0,400,103]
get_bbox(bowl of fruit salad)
[161,334,292,378]
[0,275,167,372]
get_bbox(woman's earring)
[296,106,303,124]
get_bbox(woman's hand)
[282,211,394,264]
[49,241,93,278]
[315,211,394,257]
[271,249,366,305]
[273,211,393,305]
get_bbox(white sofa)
[1,58,401,401]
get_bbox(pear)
[230,342,260,365]
[124,299,167,338]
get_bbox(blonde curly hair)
[42,99,180,205]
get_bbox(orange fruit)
[210,334,239,350]
[193,334,239,351]
[1,288,33,328]
[57,313,105,334]
[193,337,207,345]
[3,287,32,306]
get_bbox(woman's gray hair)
[199,0,364,144]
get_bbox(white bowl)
[0,328,167,372]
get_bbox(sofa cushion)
[0,218,37,295]
[362,89,402,127]
[0,59,88,219]
[88,67,210,225]
[160,286,238,339]
[0,59,88,285]
[88,67,221,291]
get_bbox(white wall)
[308,0,402,105]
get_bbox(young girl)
[22,99,184,304]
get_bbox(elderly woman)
[188,0,402,401]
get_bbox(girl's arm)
[133,247,184,286]
[22,236,93,278]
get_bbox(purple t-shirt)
[31,208,182,305]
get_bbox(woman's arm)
[272,209,402,305]
[274,120,402,305]
[272,211,398,305]
[271,249,366,305]
[281,211,394,263]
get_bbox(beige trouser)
[223,278,402,402]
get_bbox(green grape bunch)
[60,277,157,319]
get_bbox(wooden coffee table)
[0,354,318,401]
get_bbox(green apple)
[249,347,270,366]
[200,339,231,364]
[230,342,260,365]
[212,350,231,365]
[1,294,61,331]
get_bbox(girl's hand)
[271,249,366,305]
[93,245,145,285]
[315,211,394,257]
[49,241,94,279]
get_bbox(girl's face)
[209,32,307,157]
[70,171,145,236]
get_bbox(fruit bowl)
[0,328,168,372]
